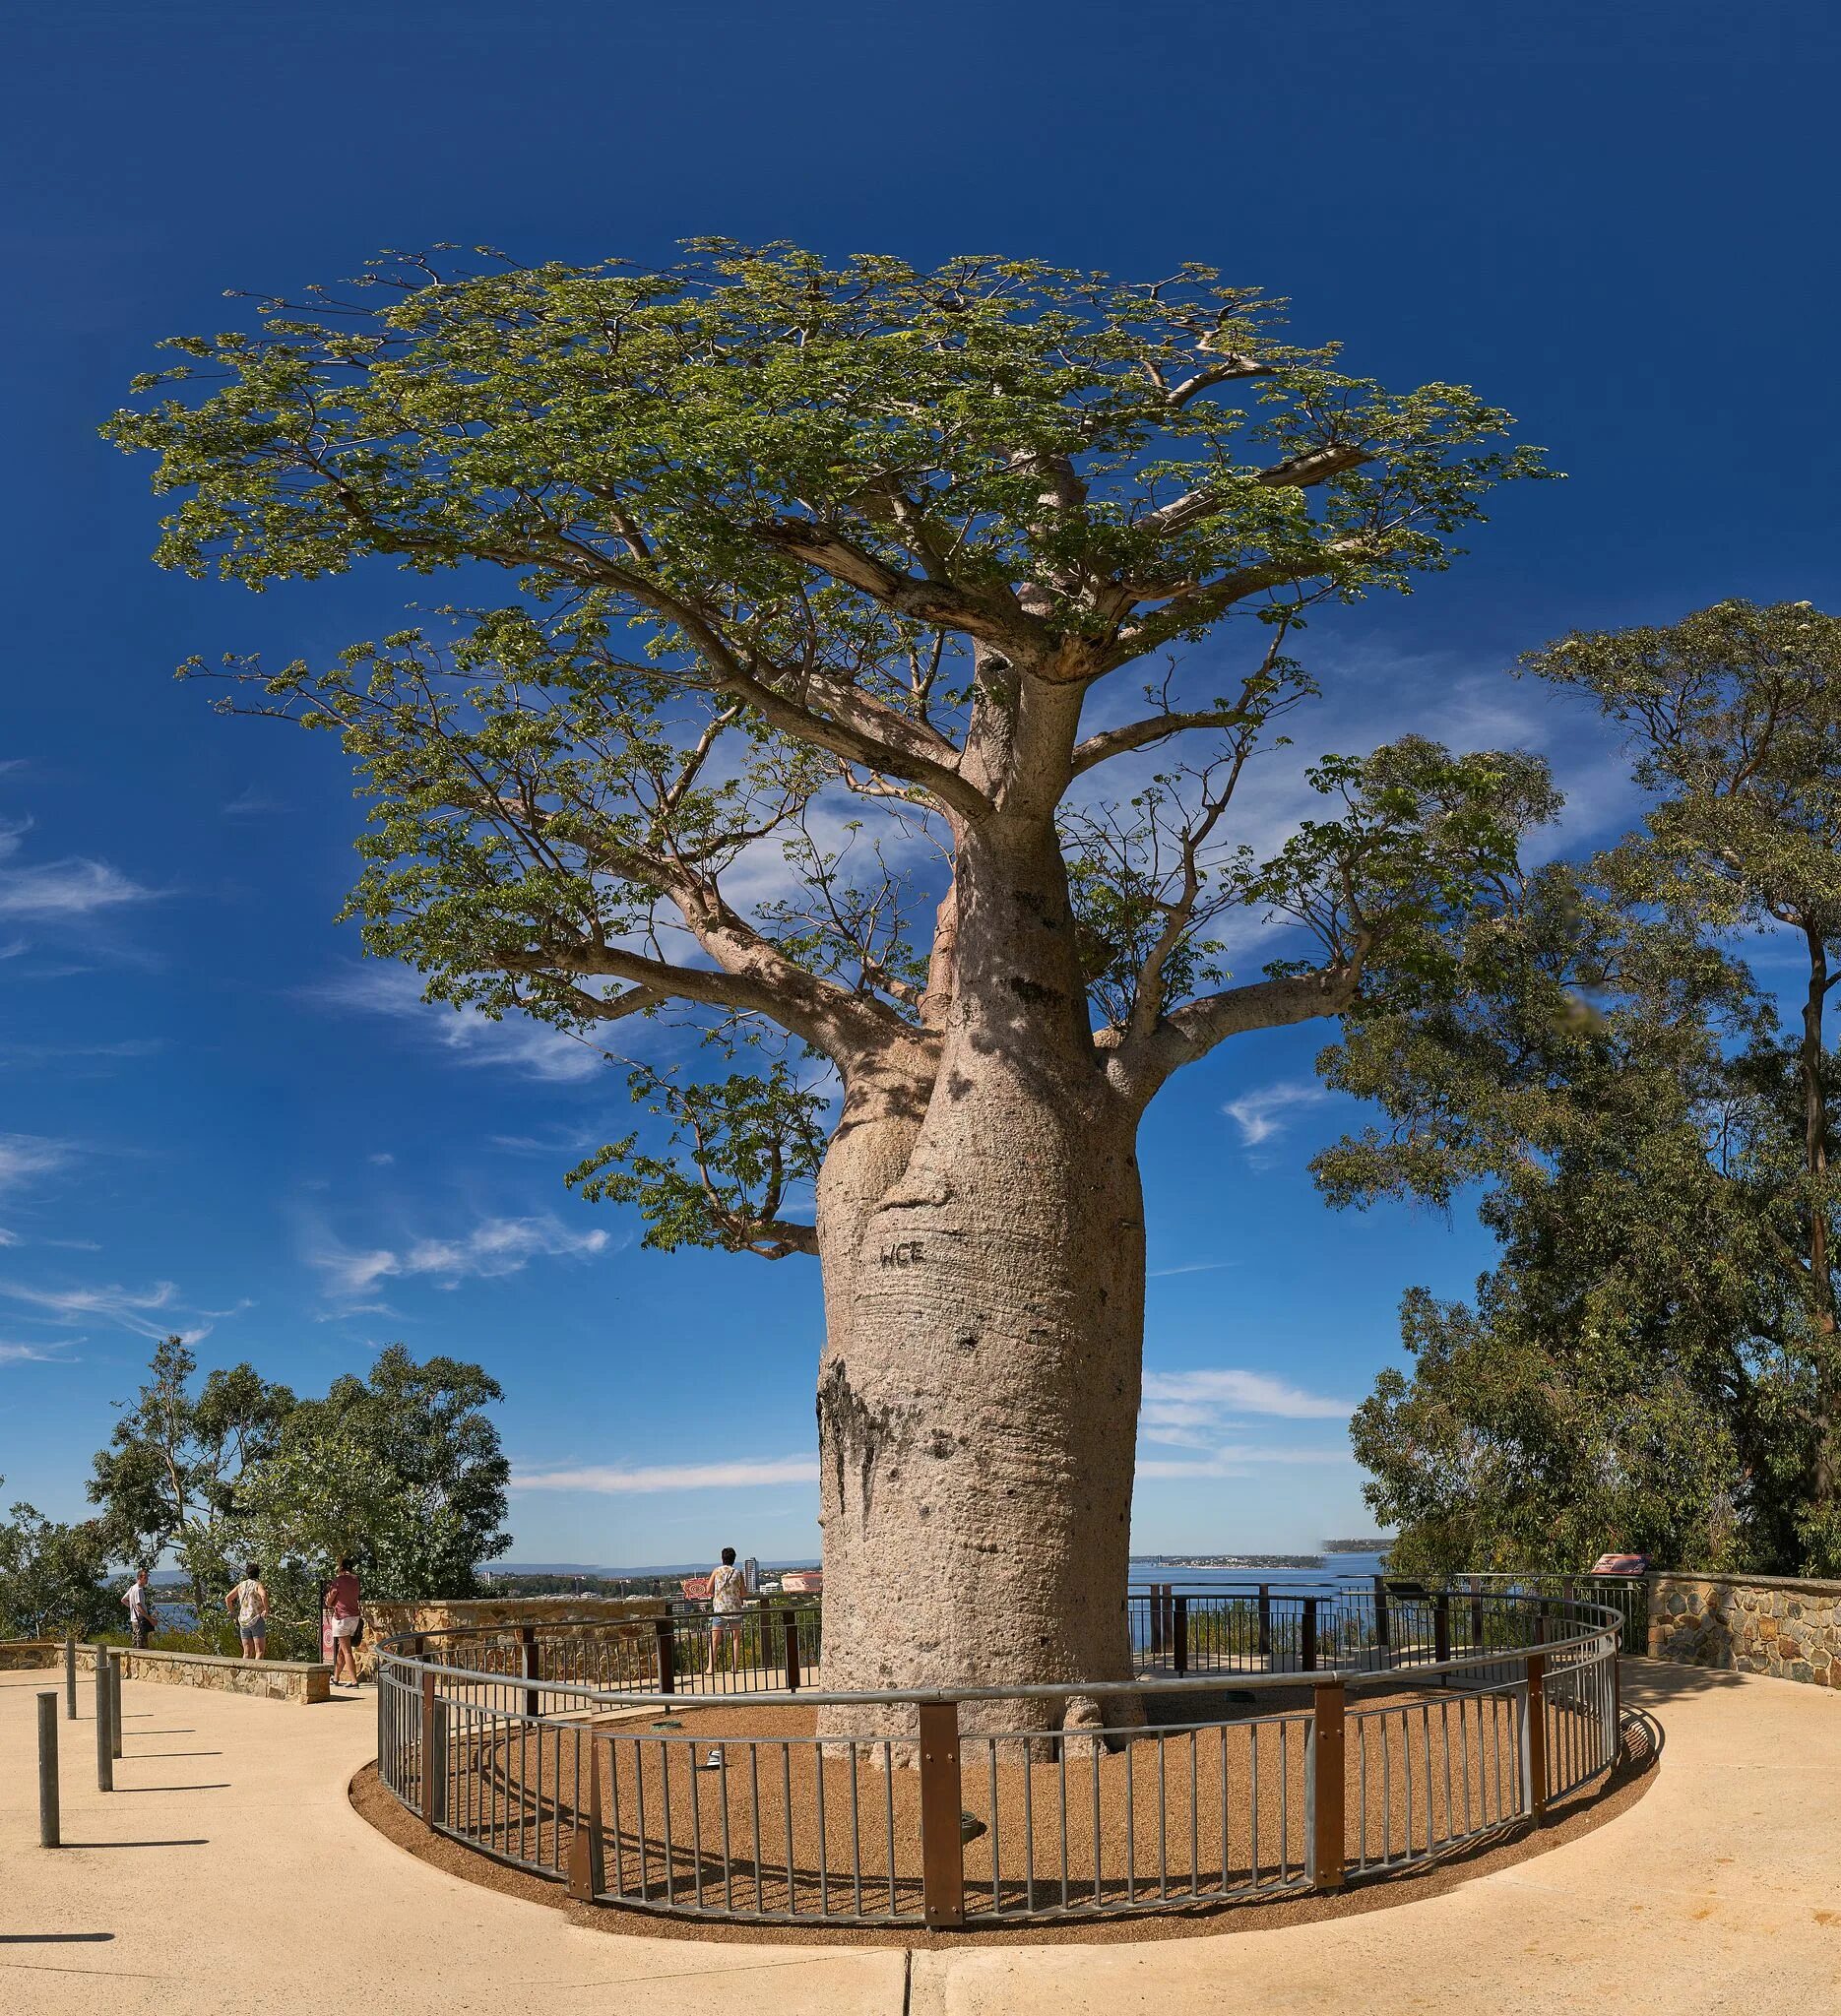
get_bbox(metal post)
[654,1616,676,1695]
[1308,1679,1345,1889]
[1174,1595,1189,1675]
[1433,1592,1451,1666]
[1372,1574,1391,1653]
[521,1625,540,1720]
[63,1630,76,1721]
[1524,1615,1548,1823]
[108,1651,123,1760]
[917,1701,966,1928]
[1301,1596,1318,1673]
[1470,1575,1485,1650]
[93,1651,113,1794]
[783,1610,801,1693]
[36,1691,60,1848]
[1257,1585,1271,1659]
[566,1723,604,1899]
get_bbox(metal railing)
[375,1586,1623,1927]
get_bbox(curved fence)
[375,1582,1624,1927]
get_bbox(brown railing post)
[1371,1574,1391,1653]
[1174,1595,1189,1675]
[654,1615,676,1695]
[1148,1583,1165,1657]
[1301,1596,1318,1672]
[521,1625,540,1719]
[1309,1678,1346,1890]
[1433,1592,1451,1667]
[917,1701,966,1928]
[419,1665,440,1831]
[1257,1585,1271,1659]
[1524,1615,1548,1823]
[567,1724,605,1900]
[783,1609,801,1692]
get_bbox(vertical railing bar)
[780,1743,795,1918]
[1057,1734,1069,1913]
[882,1741,896,1918]
[987,1736,1000,1913]
[688,1738,705,1911]
[749,1742,764,1916]
[814,1737,829,1918]
[661,1740,675,1908]
[1123,1733,1135,1905]
[719,1745,733,1914]
[848,1742,863,1920]
[608,1734,624,1897]
[1022,1733,1036,1916]
[635,1729,650,1902]
[1091,1732,1102,1909]
[1189,1728,1200,1897]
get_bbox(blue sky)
[3,1,1838,1566]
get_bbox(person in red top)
[326,1556,363,1687]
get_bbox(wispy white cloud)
[0,1134,76,1195]
[222,787,280,817]
[1137,1445,1354,1480]
[1144,1367,1353,1420]
[310,1213,610,1298]
[1148,1260,1237,1280]
[0,1337,79,1365]
[1222,1081,1331,1150]
[308,967,610,1082]
[515,1455,820,1494]
[0,1277,202,1344]
[366,1152,395,1167]
[1138,1368,1354,1454]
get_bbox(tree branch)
[1107,965,1361,1102]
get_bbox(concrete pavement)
[3,1660,1837,2014]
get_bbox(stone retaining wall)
[354,1594,667,1679]
[0,1640,55,1671]
[69,1643,332,1704]
[1646,1573,1841,1687]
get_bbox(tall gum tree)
[110,246,1550,1733]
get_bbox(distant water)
[1131,1551,1392,1590]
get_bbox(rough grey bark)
[813,792,1147,1738]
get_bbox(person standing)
[224,1562,269,1659]
[705,1546,747,1674]
[122,1567,155,1650]
[326,1556,363,1687]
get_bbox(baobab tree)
[111,245,1551,1732]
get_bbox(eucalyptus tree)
[110,245,1547,1728]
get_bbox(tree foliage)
[1334,600,1841,1575]
[86,1337,511,1623]
[107,243,1550,1249]
[0,1488,115,1639]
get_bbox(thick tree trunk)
[813,811,1145,1739]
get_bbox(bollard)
[94,1652,113,1794]
[109,1651,123,1760]
[1308,1679,1345,1889]
[37,1690,60,1847]
[917,1701,966,1928]
[64,1630,76,1721]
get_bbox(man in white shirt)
[706,1546,747,1673]
[122,1568,155,1650]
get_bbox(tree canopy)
[1335,600,1841,1575]
[108,244,1550,1252]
